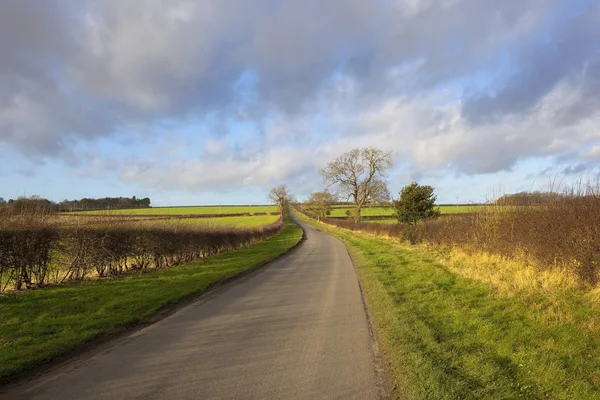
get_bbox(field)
[135,215,280,228]
[0,207,283,292]
[327,204,483,219]
[296,211,600,399]
[72,205,278,216]
[0,216,303,382]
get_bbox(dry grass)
[436,247,582,296]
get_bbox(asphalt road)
[4,216,382,400]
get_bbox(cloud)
[461,2,600,124]
[1,0,599,194]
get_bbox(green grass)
[328,207,395,217]
[437,205,486,214]
[296,212,600,399]
[137,215,280,228]
[328,205,481,218]
[69,205,279,216]
[0,216,302,382]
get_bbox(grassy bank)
[295,212,600,399]
[0,216,303,382]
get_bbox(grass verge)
[0,216,303,383]
[295,211,600,400]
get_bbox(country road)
[2,216,384,400]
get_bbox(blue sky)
[1,0,599,206]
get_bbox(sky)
[1,0,599,206]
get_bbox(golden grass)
[307,210,587,297]
[436,247,583,297]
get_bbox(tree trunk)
[354,206,361,224]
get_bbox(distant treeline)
[495,191,570,206]
[0,196,151,215]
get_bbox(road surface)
[3,216,382,400]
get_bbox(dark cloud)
[462,1,600,123]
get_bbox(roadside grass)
[0,217,303,382]
[295,212,600,399]
[69,205,278,216]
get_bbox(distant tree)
[268,184,292,217]
[0,197,5,205]
[305,190,337,221]
[392,182,440,224]
[321,147,392,223]
[5,196,57,215]
[495,191,567,206]
[139,197,151,208]
[57,196,152,212]
[367,180,391,206]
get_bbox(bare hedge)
[297,194,600,286]
[0,216,283,292]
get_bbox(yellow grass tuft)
[429,245,583,297]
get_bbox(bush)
[392,182,440,224]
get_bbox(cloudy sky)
[1,0,599,205]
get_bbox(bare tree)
[305,190,337,221]
[268,184,292,217]
[321,147,392,223]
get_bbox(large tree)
[268,184,293,217]
[392,182,440,224]
[321,147,392,223]
[305,190,337,221]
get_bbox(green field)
[297,212,600,399]
[327,205,482,218]
[70,205,278,216]
[0,216,302,382]
[137,215,280,228]
[437,204,485,214]
[328,207,395,217]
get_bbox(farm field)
[136,215,280,228]
[70,205,278,216]
[328,207,395,218]
[327,204,482,218]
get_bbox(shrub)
[392,182,440,224]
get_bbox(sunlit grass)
[327,205,483,218]
[68,205,279,216]
[136,215,280,228]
